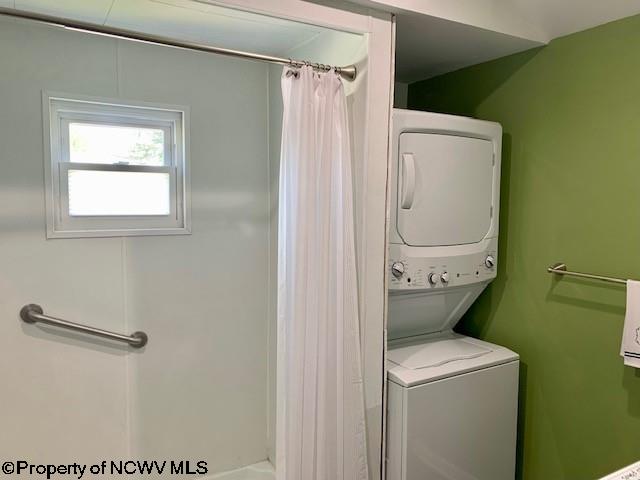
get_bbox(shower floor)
[210,461,275,479]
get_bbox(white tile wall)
[0,16,269,474]
[119,41,271,471]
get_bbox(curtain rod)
[0,6,357,81]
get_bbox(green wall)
[408,15,640,480]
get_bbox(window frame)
[43,92,191,238]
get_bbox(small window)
[44,93,190,238]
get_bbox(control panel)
[388,239,498,292]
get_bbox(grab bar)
[547,263,628,285]
[20,304,148,348]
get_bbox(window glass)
[68,170,171,216]
[69,123,166,166]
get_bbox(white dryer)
[386,109,518,480]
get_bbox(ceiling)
[395,13,540,83]
[511,0,640,41]
[0,0,358,58]
[3,0,640,83]
[332,0,640,82]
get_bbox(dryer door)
[397,132,494,246]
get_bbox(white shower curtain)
[276,65,368,480]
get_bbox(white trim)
[42,92,191,238]
[381,15,397,480]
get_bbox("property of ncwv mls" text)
[1,460,208,478]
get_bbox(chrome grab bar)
[547,262,628,285]
[20,304,148,348]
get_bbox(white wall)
[0,16,270,475]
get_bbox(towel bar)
[547,263,628,285]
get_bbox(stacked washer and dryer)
[386,109,519,480]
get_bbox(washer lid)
[387,334,519,387]
[388,337,492,369]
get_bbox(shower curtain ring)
[285,59,300,78]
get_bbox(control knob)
[485,255,496,268]
[391,262,405,279]
[427,272,440,285]
[441,272,450,284]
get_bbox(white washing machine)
[386,109,519,480]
